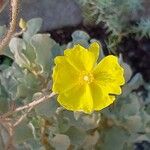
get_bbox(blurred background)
[0,0,83,31]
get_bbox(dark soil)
[119,37,150,82]
[49,24,150,82]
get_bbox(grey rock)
[0,0,83,31]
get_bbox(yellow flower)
[52,42,125,113]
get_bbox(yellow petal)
[93,55,125,95]
[88,42,101,62]
[52,56,79,94]
[64,44,96,71]
[90,83,115,111]
[58,84,93,113]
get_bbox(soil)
[49,24,150,82]
[119,37,150,82]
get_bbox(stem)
[0,128,5,148]
[40,119,54,150]
[0,0,19,54]
[1,92,55,118]
[13,106,33,127]
[5,123,14,150]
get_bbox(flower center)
[83,75,90,81]
[79,72,94,84]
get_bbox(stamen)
[83,75,89,81]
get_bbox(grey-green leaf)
[14,121,34,144]
[31,34,56,77]
[23,18,43,41]
[51,134,70,150]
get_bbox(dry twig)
[0,0,19,54]
[1,92,55,119]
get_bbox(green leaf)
[81,113,101,130]
[71,30,90,47]
[63,111,100,131]
[0,84,9,113]
[16,84,29,99]
[121,62,132,82]
[66,126,86,146]
[31,34,56,77]
[9,38,30,68]
[100,126,129,150]
[58,117,70,133]
[120,94,140,117]
[23,18,43,41]
[35,94,58,118]
[0,66,18,100]
[125,115,142,132]
[51,134,70,150]
[0,124,9,147]
[14,121,35,144]
[83,131,99,149]
[72,30,90,42]
[50,44,63,59]
[22,43,36,64]
[122,73,143,97]
[128,73,143,89]
[0,26,13,58]
[22,72,41,91]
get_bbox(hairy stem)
[13,106,33,127]
[1,92,55,119]
[0,0,19,54]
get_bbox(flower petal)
[90,83,115,111]
[88,42,101,63]
[58,84,93,113]
[93,55,125,95]
[64,44,96,71]
[52,56,79,94]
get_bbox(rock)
[0,0,83,31]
